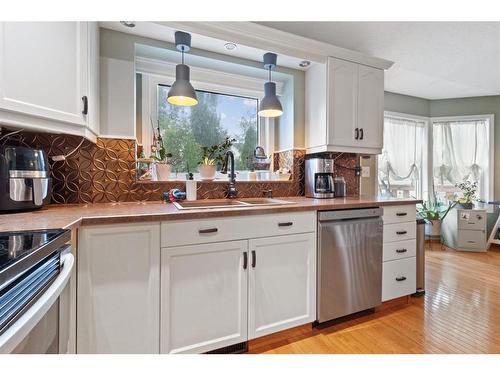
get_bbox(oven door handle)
[0,253,74,354]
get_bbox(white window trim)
[379,111,430,200]
[431,114,495,202]
[140,70,273,174]
[378,112,495,202]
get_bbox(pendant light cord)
[181,47,185,65]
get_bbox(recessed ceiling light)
[299,60,311,68]
[224,42,237,51]
[120,21,136,28]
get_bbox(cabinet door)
[86,22,100,137]
[248,233,316,339]
[77,223,160,353]
[327,57,358,148]
[0,22,88,126]
[161,241,248,353]
[357,65,384,150]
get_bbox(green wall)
[384,91,430,117]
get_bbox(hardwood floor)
[248,244,500,354]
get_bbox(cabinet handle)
[359,128,364,140]
[199,228,218,234]
[396,248,408,253]
[396,230,407,235]
[355,128,359,140]
[82,96,88,115]
[243,252,248,270]
[251,250,256,268]
[396,212,408,217]
[395,276,407,282]
[278,222,293,227]
[467,240,476,243]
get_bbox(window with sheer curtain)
[378,115,428,199]
[433,118,491,202]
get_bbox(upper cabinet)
[306,57,385,155]
[0,22,99,141]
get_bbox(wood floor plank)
[248,246,500,354]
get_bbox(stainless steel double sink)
[173,198,294,210]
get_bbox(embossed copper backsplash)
[3,131,359,204]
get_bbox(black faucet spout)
[221,150,237,198]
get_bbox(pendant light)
[258,52,283,118]
[167,31,198,107]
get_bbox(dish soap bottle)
[186,173,197,201]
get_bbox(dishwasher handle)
[318,207,383,222]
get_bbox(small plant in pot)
[417,200,456,238]
[154,145,173,181]
[455,180,478,209]
[198,137,235,181]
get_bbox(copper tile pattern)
[2,131,359,203]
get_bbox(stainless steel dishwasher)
[317,208,383,323]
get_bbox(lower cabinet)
[160,232,316,353]
[161,240,248,354]
[248,234,316,339]
[77,223,161,354]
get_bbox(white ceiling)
[257,22,500,100]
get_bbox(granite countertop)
[0,196,422,232]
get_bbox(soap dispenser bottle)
[186,173,197,201]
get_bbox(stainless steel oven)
[0,230,74,354]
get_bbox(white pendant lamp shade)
[258,52,283,118]
[167,31,198,107]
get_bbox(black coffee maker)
[0,145,52,212]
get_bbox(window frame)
[377,111,430,200]
[140,70,283,179]
[377,112,495,202]
[430,114,495,203]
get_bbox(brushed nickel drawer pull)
[395,276,407,282]
[278,222,293,227]
[199,228,218,234]
[396,212,408,216]
[396,248,408,253]
[396,230,407,235]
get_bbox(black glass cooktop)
[0,229,67,271]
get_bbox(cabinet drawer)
[383,222,416,243]
[457,210,487,231]
[383,239,416,262]
[457,230,487,251]
[382,205,416,224]
[382,257,416,302]
[161,212,316,247]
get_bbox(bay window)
[432,116,493,202]
[378,113,428,199]
[378,113,494,203]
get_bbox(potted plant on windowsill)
[417,200,456,238]
[154,145,173,181]
[198,137,235,181]
[455,180,478,209]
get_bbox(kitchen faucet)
[221,150,237,199]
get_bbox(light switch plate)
[361,166,370,178]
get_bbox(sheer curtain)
[433,119,490,200]
[378,116,427,199]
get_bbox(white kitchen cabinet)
[0,22,99,141]
[161,241,248,354]
[77,223,160,354]
[381,204,417,301]
[356,64,384,150]
[306,57,385,154]
[248,233,316,339]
